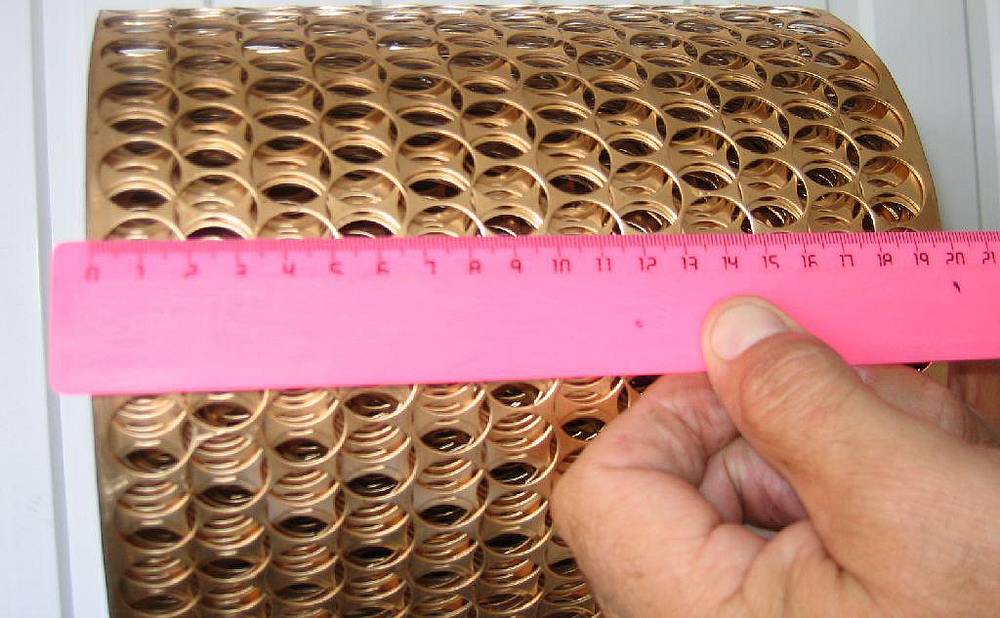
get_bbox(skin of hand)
[551,297,1000,618]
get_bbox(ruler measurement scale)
[50,232,1000,395]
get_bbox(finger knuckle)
[738,336,856,435]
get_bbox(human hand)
[551,298,1000,617]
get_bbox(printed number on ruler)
[72,231,999,281]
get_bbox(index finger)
[550,373,763,615]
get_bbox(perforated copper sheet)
[87,5,940,617]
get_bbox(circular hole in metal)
[276,583,327,603]
[275,438,329,463]
[409,176,463,199]
[524,72,593,103]
[262,182,319,204]
[105,217,178,240]
[248,76,321,111]
[861,156,919,189]
[484,532,532,554]
[734,129,784,154]
[129,595,186,613]
[550,200,619,235]
[741,158,805,196]
[548,170,602,195]
[622,202,677,234]
[661,101,715,122]
[670,127,739,170]
[841,95,903,139]
[679,164,734,191]
[534,103,588,125]
[418,504,469,526]
[792,125,859,168]
[256,110,311,131]
[612,161,672,196]
[750,196,803,229]
[322,78,375,98]
[810,191,864,230]
[348,545,399,569]
[110,188,169,210]
[259,211,332,239]
[193,401,252,428]
[186,225,246,240]
[400,106,455,127]
[347,473,399,498]
[345,391,401,418]
[315,51,374,72]
[489,462,539,486]
[804,161,853,187]
[331,169,405,220]
[407,204,479,237]
[390,73,463,109]
[474,137,526,160]
[199,484,255,509]
[339,219,394,238]
[332,141,385,164]
[185,147,239,168]
[400,132,474,171]
[174,53,237,78]
[621,202,677,233]
[421,428,473,452]
[684,196,748,232]
[517,52,570,69]
[124,448,179,473]
[785,99,834,121]
[722,96,785,129]
[609,134,658,157]
[485,212,538,236]
[562,417,606,441]
[276,515,329,538]
[179,106,243,135]
[871,193,919,223]
[651,71,718,101]
[110,115,166,135]
[490,382,543,407]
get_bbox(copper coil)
[413,469,486,533]
[339,502,415,574]
[89,5,941,616]
[266,391,345,491]
[539,537,593,614]
[268,469,345,559]
[195,513,267,561]
[107,395,193,480]
[268,543,344,613]
[120,555,199,618]
[188,391,268,436]
[340,570,410,617]
[115,480,197,561]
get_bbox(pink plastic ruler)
[49,231,1000,395]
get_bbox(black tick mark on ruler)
[953,281,962,293]
[634,319,644,329]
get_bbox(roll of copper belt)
[88,5,940,617]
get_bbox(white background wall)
[2,1,998,616]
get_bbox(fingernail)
[709,301,788,360]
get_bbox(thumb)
[700,297,999,591]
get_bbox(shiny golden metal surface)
[88,5,940,617]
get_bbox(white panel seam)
[983,0,1000,228]
[963,0,984,230]
[30,0,70,616]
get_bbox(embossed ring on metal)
[88,5,939,617]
